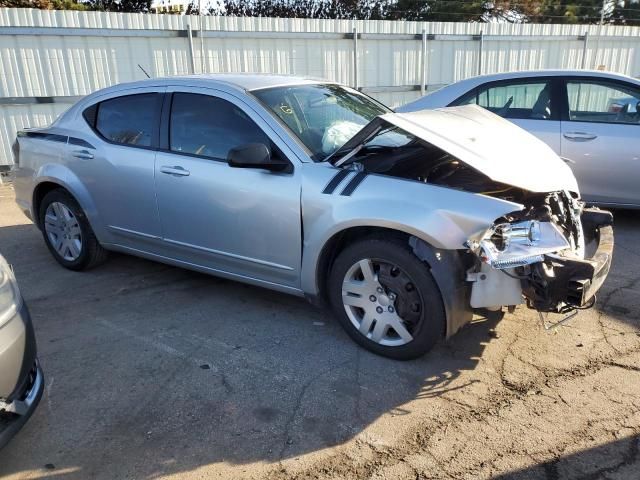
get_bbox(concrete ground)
[0,183,638,480]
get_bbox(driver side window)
[456,81,554,120]
[567,80,640,125]
[169,93,271,161]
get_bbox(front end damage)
[327,105,614,324]
[466,191,614,316]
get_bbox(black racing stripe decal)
[19,132,67,143]
[322,169,351,194]
[340,172,367,196]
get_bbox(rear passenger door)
[77,88,164,246]
[452,78,562,153]
[560,77,640,206]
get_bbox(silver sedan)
[399,70,640,209]
[12,75,613,359]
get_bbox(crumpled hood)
[336,105,580,194]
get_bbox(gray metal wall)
[2,8,640,166]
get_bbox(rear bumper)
[523,209,614,312]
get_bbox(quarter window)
[567,80,640,125]
[94,93,159,147]
[169,93,271,160]
[455,81,554,120]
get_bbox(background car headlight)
[478,220,570,269]
[0,255,22,328]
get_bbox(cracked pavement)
[0,184,638,479]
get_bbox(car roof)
[89,74,335,98]
[452,69,638,84]
[397,69,640,112]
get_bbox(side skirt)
[102,243,306,297]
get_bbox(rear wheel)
[328,236,445,360]
[39,189,108,270]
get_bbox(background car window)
[170,93,271,160]
[456,81,553,120]
[567,80,640,124]
[95,93,158,147]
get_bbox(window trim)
[82,92,164,150]
[159,91,294,172]
[449,77,563,122]
[560,76,640,125]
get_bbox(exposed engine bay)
[343,129,614,316]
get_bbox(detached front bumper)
[523,209,614,312]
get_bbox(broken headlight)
[0,255,22,328]
[475,220,570,270]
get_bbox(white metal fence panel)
[1,8,640,165]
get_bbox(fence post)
[421,29,427,96]
[353,26,359,89]
[478,29,484,75]
[187,23,196,74]
[199,8,205,73]
[581,30,589,69]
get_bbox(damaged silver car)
[12,75,614,359]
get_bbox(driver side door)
[153,88,302,288]
[453,78,562,153]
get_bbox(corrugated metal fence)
[1,8,640,166]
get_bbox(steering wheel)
[615,103,630,123]
[496,96,514,117]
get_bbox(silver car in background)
[0,253,43,449]
[12,75,614,359]
[399,70,640,208]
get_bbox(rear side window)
[169,93,270,160]
[87,93,160,147]
[454,81,554,120]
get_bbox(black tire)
[328,236,445,360]
[38,189,108,271]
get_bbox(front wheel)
[328,237,445,360]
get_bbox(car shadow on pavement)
[592,209,640,327]
[0,222,503,479]
[493,434,640,479]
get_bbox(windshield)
[252,84,390,160]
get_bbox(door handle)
[72,149,94,159]
[160,165,190,177]
[563,132,597,141]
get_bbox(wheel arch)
[305,224,474,338]
[31,169,106,242]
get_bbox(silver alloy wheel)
[44,202,82,261]
[341,258,418,347]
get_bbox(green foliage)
[82,0,151,12]
[0,0,87,8]
[220,0,640,25]
[2,0,638,26]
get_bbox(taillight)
[11,139,20,166]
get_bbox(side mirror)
[227,143,289,172]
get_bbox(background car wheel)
[328,236,445,360]
[39,189,108,271]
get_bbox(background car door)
[154,89,302,288]
[453,78,562,153]
[71,89,164,246]
[560,78,640,206]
